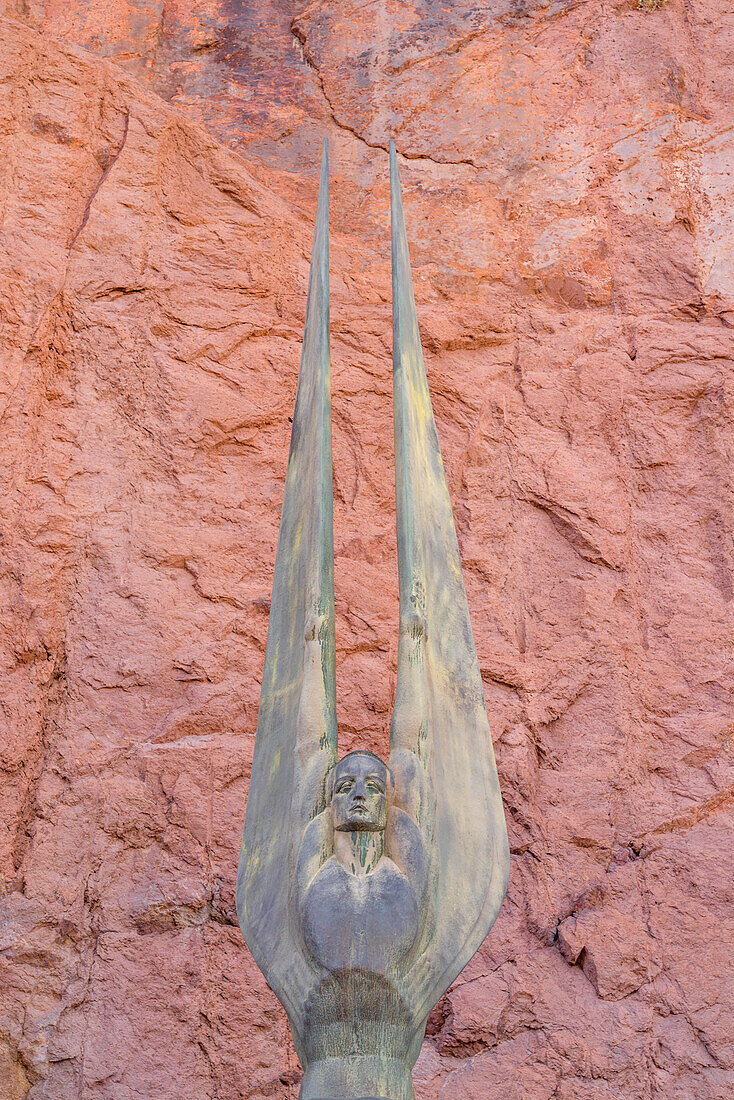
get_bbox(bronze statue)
[237,139,509,1100]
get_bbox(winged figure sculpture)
[236,139,509,1100]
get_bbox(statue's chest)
[301,856,419,975]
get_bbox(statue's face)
[330,753,388,832]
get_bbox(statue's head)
[328,751,390,833]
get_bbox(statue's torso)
[301,855,419,975]
[294,807,429,1094]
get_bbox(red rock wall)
[1,4,733,1098]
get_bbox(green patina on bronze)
[237,139,509,1100]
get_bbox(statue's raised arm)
[388,142,510,1025]
[236,143,336,1053]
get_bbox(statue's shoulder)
[296,810,331,879]
[301,810,330,849]
[386,806,427,886]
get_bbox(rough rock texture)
[1,4,733,1099]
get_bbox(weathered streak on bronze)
[237,140,509,1100]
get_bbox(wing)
[237,141,336,1047]
[388,141,509,1023]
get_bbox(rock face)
[0,4,733,1098]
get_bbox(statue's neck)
[333,829,384,876]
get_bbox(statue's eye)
[366,781,383,794]
[337,780,353,793]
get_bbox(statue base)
[300,1054,414,1100]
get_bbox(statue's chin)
[335,821,384,833]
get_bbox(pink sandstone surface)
[0,2,733,1097]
